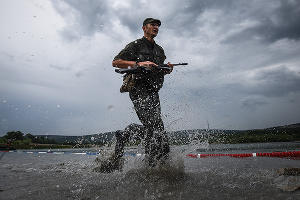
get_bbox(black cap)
[143,18,161,26]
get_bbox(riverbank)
[1,123,299,149]
[0,143,73,150]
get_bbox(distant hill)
[266,123,300,129]
[35,123,300,145]
[36,131,115,146]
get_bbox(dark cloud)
[182,65,300,101]
[251,66,300,97]
[51,0,109,39]
[221,66,300,98]
[263,0,300,42]
[51,0,164,37]
[224,0,300,43]
[50,0,220,38]
[164,0,234,27]
[51,0,300,43]
[241,97,268,110]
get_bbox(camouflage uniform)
[113,37,170,166]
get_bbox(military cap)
[143,18,161,26]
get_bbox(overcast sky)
[1,0,300,136]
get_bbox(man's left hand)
[166,62,173,74]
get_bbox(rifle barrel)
[172,63,188,66]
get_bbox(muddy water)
[0,142,299,200]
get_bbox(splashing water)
[1,142,300,199]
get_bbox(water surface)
[1,142,299,200]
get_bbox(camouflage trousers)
[114,89,170,166]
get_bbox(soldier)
[98,18,173,172]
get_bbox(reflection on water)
[0,142,299,200]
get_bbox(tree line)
[0,131,57,144]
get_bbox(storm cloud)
[0,0,299,135]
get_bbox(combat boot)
[93,153,124,173]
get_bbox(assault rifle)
[115,63,188,74]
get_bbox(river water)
[1,142,300,200]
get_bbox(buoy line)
[186,150,300,158]
[0,150,299,158]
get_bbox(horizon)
[3,122,298,137]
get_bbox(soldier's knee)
[115,130,122,137]
[125,123,144,132]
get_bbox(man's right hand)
[137,61,158,68]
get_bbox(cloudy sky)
[1,0,300,136]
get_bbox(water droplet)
[56,105,61,108]
[107,105,114,111]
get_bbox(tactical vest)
[133,38,166,92]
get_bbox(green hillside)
[1,123,299,149]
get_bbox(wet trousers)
[114,89,170,166]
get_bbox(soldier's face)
[143,23,159,38]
